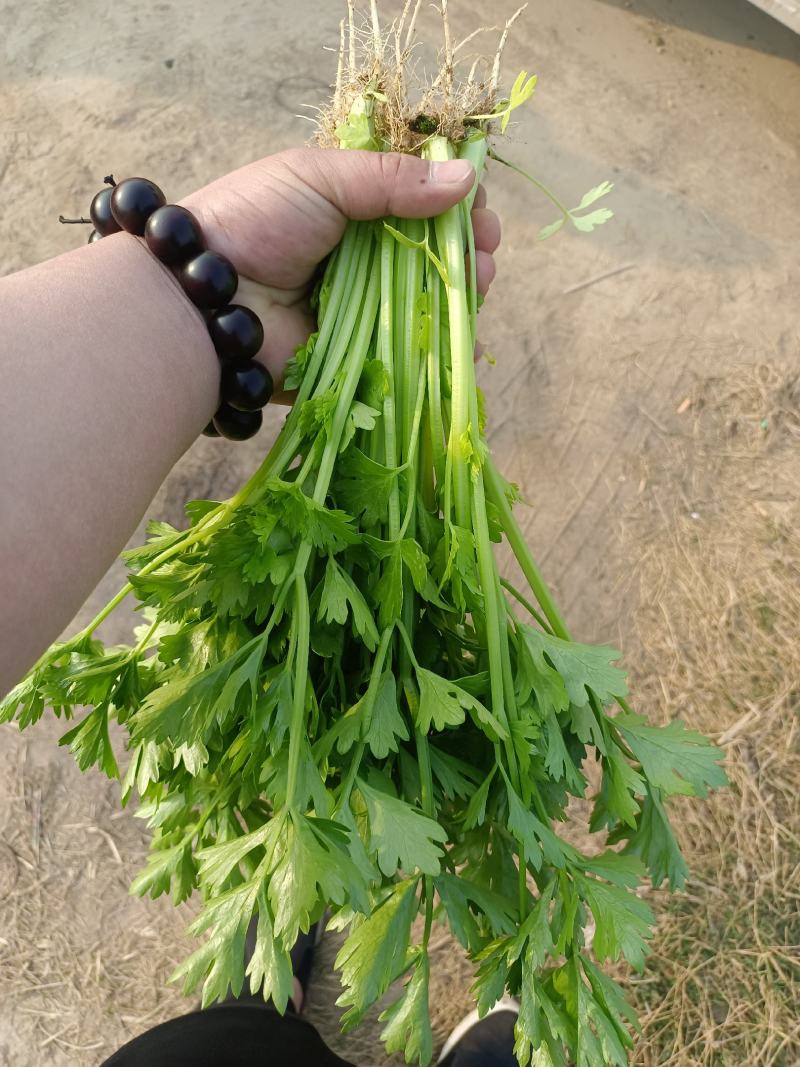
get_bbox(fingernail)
[428,159,474,184]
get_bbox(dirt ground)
[1,0,799,1064]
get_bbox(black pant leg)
[101,1003,356,1067]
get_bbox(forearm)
[0,233,218,691]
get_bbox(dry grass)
[619,364,800,1067]
[0,725,195,1065]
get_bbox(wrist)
[100,231,221,436]
[0,230,222,679]
[85,175,275,437]
[177,177,315,404]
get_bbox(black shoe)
[438,1002,519,1067]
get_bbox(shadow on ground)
[596,0,800,61]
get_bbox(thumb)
[181,147,477,292]
[284,147,476,221]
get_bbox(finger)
[476,251,496,295]
[234,277,314,404]
[471,207,501,255]
[466,250,497,297]
[286,147,476,222]
[256,304,316,405]
[184,149,478,292]
[473,183,487,209]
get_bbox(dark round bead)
[221,360,273,412]
[201,420,220,437]
[207,305,264,361]
[144,204,204,266]
[89,187,122,236]
[179,250,238,309]
[110,177,167,235]
[212,402,262,441]
[87,229,103,244]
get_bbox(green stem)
[256,556,303,665]
[456,135,532,919]
[413,644,437,949]
[191,782,233,843]
[72,499,236,647]
[471,490,516,776]
[393,218,425,687]
[312,245,381,504]
[443,440,453,560]
[607,696,639,761]
[232,224,376,508]
[499,578,554,634]
[413,709,436,950]
[426,136,471,528]
[458,133,489,214]
[393,233,409,448]
[425,267,446,494]
[336,741,366,810]
[400,218,425,463]
[495,579,532,925]
[426,140,514,772]
[463,199,478,344]
[422,883,435,949]
[285,573,310,809]
[416,723,436,951]
[291,221,362,409]
[488,150,572,224]
[496,580,519,729]
[415,728,434,819]
[360,627,394,730]
[75,583,135,645]
[398,358,429,540]
[131,618,160,658]
[419,406,435,512]
[379,223,402,539]
[528,778,552,825]
[283,240,381,806]
[484,459,571,641]
[395,620,420,671]
[296,434,324,491]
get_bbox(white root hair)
[317,0,525,152]
[490,3,526,91]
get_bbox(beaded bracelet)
[69,175,272,441]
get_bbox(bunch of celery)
[0,4,725,1064]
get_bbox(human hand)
[180,148,501,396]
